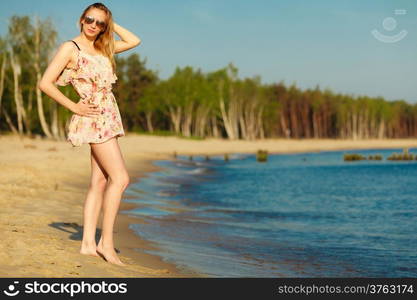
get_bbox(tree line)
[0,15,414,141]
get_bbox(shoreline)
[115,157,207,277]
[1,133,417,277]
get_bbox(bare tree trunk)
[378,120,385,139]
[301,102,311,138]
[168,106,181,134]
[64,117,71,139]
[278,108,287,138]
[345,112,351,138]
[256,106,264,139]
[181,101,193,137]
[1,107,18,133]
[33,17,53,138]
[25,86,34,135]
[50,100,59,138]
[312,111,318,138]
[219,97,235,139]
[239,113,247,139]
[210,115,220,138]
[145,111,154,132]
[289,101,299,138]
[246,101,258,140]
[9,49,27,135]
[218,80,238,140]
[198,109,210,137]
[0,53,6,122]
[352,112,358,140]
[58,118,66,139]
[193,105,210,137]
[363,109,367,138]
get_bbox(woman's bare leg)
[90,136,130,266]
[80,147,108,257]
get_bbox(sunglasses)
[84,15,107,30]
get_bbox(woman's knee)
[90,176,108,191]
[109,172,130,189]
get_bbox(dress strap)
[69,40,81,51]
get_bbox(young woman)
[38,2,141,266]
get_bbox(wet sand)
[1,132,416,277]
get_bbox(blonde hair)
[78,2,116,74]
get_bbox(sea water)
[122,148,417,277]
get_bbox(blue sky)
[1,0,416,103]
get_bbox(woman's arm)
[38,42,100,117]
[38,42,78,112]
[113,22,141,54]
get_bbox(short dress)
[55,40,125,147]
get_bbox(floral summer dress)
[55,40,125,147]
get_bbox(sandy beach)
[1,132,417,277]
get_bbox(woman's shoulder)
[61,39,80,50]
[55,40,79,59]
[53,40,80,72]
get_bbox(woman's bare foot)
[96,240,125,266]
[80,242,99,257]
